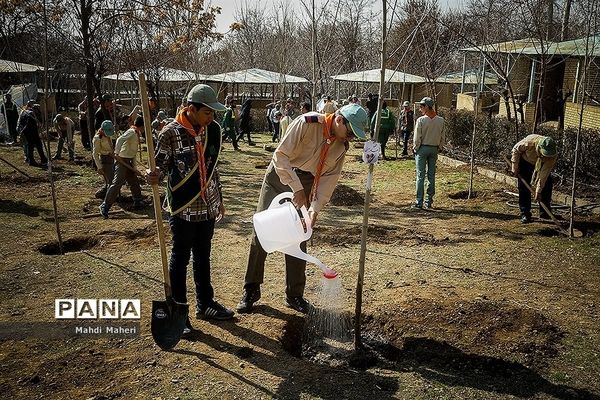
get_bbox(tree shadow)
[381,337,598,399]
[0,198,48,217]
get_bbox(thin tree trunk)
[43,0,63,255]
[355,0,386,350]
[561,0,572,40]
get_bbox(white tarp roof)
[435,70,499,85]
[461,38,549,54]
[0,59,47,73]
[103,68,209,82]
[206,68,309,84]
[330,68,427,83]
[461,36,600,57]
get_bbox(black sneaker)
[182,318,193,337]
[196,301,234,320]
[520,214,532,224]
[285,296,311,314]
[99,204,109,219]
[411,203,423,209]
[236,286,261,313]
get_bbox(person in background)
[510,134,558,223]
[365,93,378,122]
[370,101,395,160]
[299,101,311,116]
[94,94,114,130]
[2,93,19,144]
[265,102,275,134]
[279,109,292,141]
[321,96,337,114]
[412,97,444,209]
[52,113,75,161]
[92,120,115,199]
[78,96,91,150]
[398,101,414,156]
[236,103,368,315]
[221,98,240,151]
[99,116,144,218]
[146,84,234,335]
[238,99,254,146]
[285,98,296,119]
[151,110,168,142]
[17,102,47,167]
[271,104,282,142]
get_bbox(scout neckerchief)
[309,113,336,203]
[175,110,208,202]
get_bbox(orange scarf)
[176,111,208,202]
[309,114,336,203]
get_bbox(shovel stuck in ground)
[138,73,189,350]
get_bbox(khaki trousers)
[244,163,314,297]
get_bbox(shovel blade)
[151,299,189,351]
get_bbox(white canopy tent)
[206,68,309,101]
[330,68,429,104]
[103,68,210,82]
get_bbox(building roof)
[330,68,427,83]
[206,68,309,84]
[461,36,600,57]
[103,68,210,82]
[540,35,600,57]
[435,69,499,85]
[0,59,47,73]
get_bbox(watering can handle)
[268,192,294,209]
[268,191,313,241]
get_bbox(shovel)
[503,155,582,238]
[139,73,189,350]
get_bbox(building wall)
[564,102,600,130]
[498,100,536,129]
[508,57,532,97]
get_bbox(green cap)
[419,97,434,107]
[537,136,557,157]
[101,120,114,137]
[339,103,368,139]
[187,84,226,111]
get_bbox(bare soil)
[0,135,599,400]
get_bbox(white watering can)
[253,192,338,279]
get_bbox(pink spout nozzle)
[322,268,338,279]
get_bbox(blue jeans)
[415,145,438,206]
[168,216,215,310]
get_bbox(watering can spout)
[280,244,338,279]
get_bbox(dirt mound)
[362,297,563,369]
[315,224,452,246]
[330,184,364,206]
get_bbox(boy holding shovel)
[146,84,233,335]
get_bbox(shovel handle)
[138,73,172,299]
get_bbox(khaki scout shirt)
[92,134,113,169]
[114,127,139,159]
[511,134,557,193]
[273,113,347,213]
